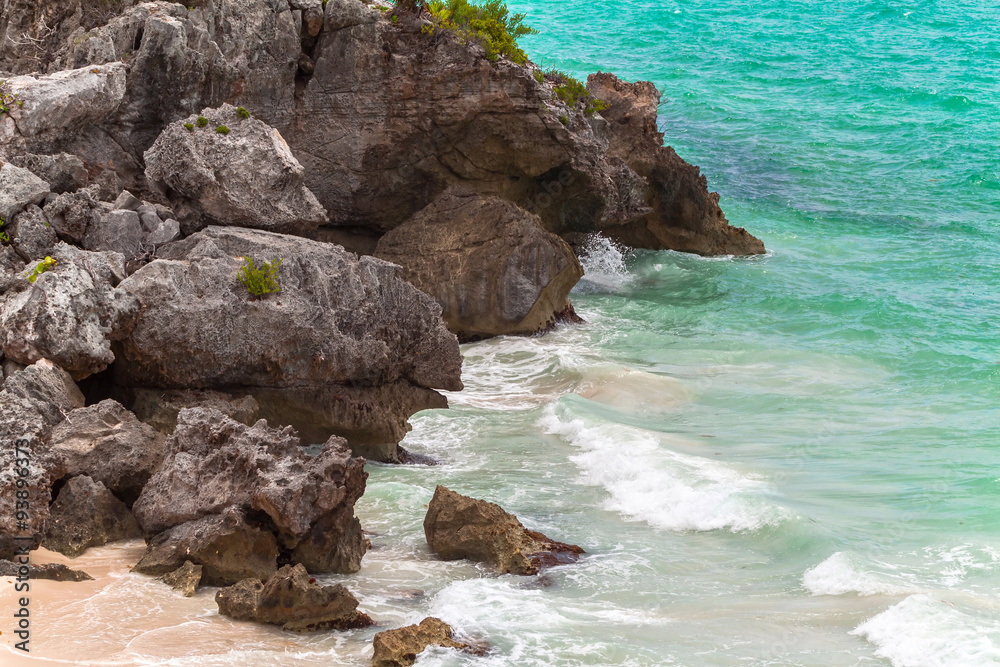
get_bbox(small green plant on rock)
[184,122,194,131]
[533,69,543,83]
[0,79,22,115]
[0,216,9,244]
[238,257,283,298]
[196,116,209,128]
[25,256,57,284]
[215,125,230,135]
[559,114,569,126]
[549,71,608,116]
[236,107,250,119]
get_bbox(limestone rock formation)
[424,486,584,575]
[47,399,167,504]
[132,408,368,574]
[0,163,50,222]
[0,359,83,558]
[10,204,58,261]
[215,563,373,632]
[375,189,584,341]
[116,226,462,460]
[133,508,279,586]
[159,560,203,597]
[0,242,140,379]
[43,474,141,557]
[144,105,328,236]
[129,388,260,435]
[372,617,481,667]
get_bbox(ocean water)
[5,1,999,666]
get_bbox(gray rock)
[116,226,461,460]
[112,190,142,211]
[0,163,50,222]
[145,218,180,246]
[82,209,146,256]
[376,189,584,341]
[159,560,202,597]
[132,407,367,574]
[0,245,26,294]
[48,399,167,504]
[144,105,328,236]
[2,63,127,137]
[0,242,140,379]
[1,358,85,425]
[129,388,260,435]
[8,153,89,194]
[43,475,141,557]
[42,186,101,243]
[138,210,161,232]
[133,509,279,587]
[11,204,58,261]
[215,563,373,632]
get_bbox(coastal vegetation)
[238,256,283,298]
[400,0,538,64]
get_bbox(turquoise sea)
[12,2,998,666]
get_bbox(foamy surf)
[851,594,1000,667]
[574,235,632,293]
[539,403,787,532]
[803,552,915,596]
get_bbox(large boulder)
[116,226,462,461]
[372,617,480,667]
[132,407,368,574]
[0,242,140,380]
[47,399,167,504]
[10,204,58,261]
[1,63,127,137]
[43,475,141,557]
[0,559,93,582]
[0,359,83,558]
[376,189,584,341]
[215,563,373,632]
[144,105,328,236]
[424,486,584,575]
[132,508,279,586]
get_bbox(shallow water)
[5,1,999,665]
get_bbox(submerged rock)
[132,408,367,574]
[215,563,373,632]
[43,475,141,557]
[372,617,482,667]
[144,104,328,236]
[48,399,166,505]
[133,508,279,587]
[375,189,584,341]
[117,226,461,461]
[159,560,203,597]
[423,486,584,575]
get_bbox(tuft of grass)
[236,107,250,120]
[215,125,230,135]
[0,216,9,244]
[548,71,609,116]
[184,122,194,131]
[533,69,543,83]
[25,256,57,284]
[238,257,283,298]
[412,0,537,64]
[196,116,208,127]
[559,114,569,126]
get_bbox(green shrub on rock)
[184,123,194,131]
[196,116,208,128]
[0,216,9,244]
[408,0,538,65]
[236,107,250,120]
[549,71,609,116]
[215,125,230,135]
[238,257,283,298]
[25,256,57,284]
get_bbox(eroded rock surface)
[43,474,141,557]
[375,189,584,341]
[0,242,139,379]
[144,105,328,236]
[215,563,373,632]
[132,408,368,574]
[372,617,481,667]
[159,560,203,597]
[424,486,584,575]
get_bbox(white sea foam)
[575,234,632,293]
[539,405,786,532]
[803,552,914,596]
[851,595,1000,667]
